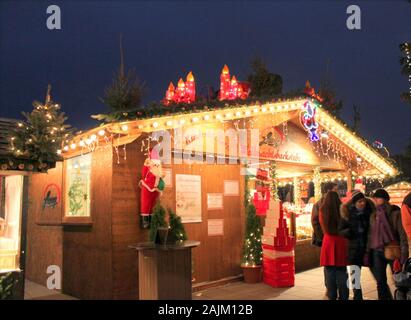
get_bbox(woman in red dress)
[320,191,349,300]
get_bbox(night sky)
[1,1,410,154]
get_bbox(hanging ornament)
[300,100,319,142]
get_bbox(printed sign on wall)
[162,168,173,188]
[224,180,239,196]
[175,174,202,223]
[42,183,61,210]
[207,193,223,210]
[208,219,224,236]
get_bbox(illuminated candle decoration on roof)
[162,72,196,105]
[304,80,323,102]
[218,64,250,101]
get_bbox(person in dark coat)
[367,189,409,300]
[339,190,375,300]
[320,191,349,300]
[311,182,338,247]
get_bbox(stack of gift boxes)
[261,199,296,287]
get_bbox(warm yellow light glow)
[70,143,76,150]
[121,124,128,131]
[152,122,159,128]
[63,145,69,151]
[98,129,105,136]
[166,120,173,126]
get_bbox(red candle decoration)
[218,64,250,101]
[163,72,196,105]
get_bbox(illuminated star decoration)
[300,100,319,142]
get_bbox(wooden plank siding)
[25,162,64,286]
[62,147,113,299]
[111,138,148,299]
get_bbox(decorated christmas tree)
[168,208,187,243]
[10,85,72,164]
[148,202,167,242]
[241,204,262,266]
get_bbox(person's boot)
[140,215,151,229]
[353,288,363,300]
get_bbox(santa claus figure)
[139,149,165,229]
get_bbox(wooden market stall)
[0,118,57,299]
[25,93,397,299]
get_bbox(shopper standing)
[312,182,338,247]
[339,190,374,300]
[320,191,349,300]
[368,189,409,300]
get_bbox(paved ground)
[25,267,395,300]
[24,280,77,300]
[193,267,396,300]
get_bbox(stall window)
[64,153,92,222]
[0,175,24,273]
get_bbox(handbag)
[384,240,401,260]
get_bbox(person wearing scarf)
[367,189,409,300]
[339,190,374,300]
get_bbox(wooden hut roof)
[61,95,398,177]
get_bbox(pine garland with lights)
[313,167,322,201]
[400,42,411,103]
[9,86,72,164]
[244,165,252,207]
[293,177,301,204]
[148,202,167,242]
[269,160,280,201]
[241,204,262,267]
[168,208,187,243]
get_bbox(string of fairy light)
[60,98,396,178]
[404,42,411,95]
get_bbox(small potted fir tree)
[241,203,263,283]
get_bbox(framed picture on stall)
[63,153,92,224]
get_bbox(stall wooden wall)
[111,138,148,300]
[110,138,246,298]
[26,162,63,287]
[62,147,113,299]
[26,138,246,299]
[160,162,245,284]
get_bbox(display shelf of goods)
[283,202,314,241]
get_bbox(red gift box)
[256,168,269,180]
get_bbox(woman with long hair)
[320,191,349,300]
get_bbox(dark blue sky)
[1,1,410,154]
